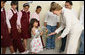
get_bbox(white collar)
[1,8,4,11]
[35,12,39,15]
[11,8,17,13]
[23,9,29,12]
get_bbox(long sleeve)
[17,11,22,28]
[55,14,64,34]
[6,10,13,28]
[55,23,64,34]
[60,12,72,38]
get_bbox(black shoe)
[51,48,55,49]
[43,46,46,48]
[46,48,50,50]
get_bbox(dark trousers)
[60,36,67,51]
[60,30,67,51]
[13,38,25,53]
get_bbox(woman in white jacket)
[48,3,84,54]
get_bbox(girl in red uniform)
[1,1,15,54]
[17,3,31,51]
[7,1,29,54]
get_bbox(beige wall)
[5,1,84,26]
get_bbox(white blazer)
[55,8,84,38]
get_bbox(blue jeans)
[79,30,84,54]
[46,25,56,49]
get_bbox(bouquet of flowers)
[38,26,51,38]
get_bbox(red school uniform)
[1,8,12,47]
[21,10,31,39]
[9,9,25,52]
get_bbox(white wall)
[18,1,84,26]
[5,1,84,26]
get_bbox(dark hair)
[11,1,18,6]
[23,3,30,7]
[36,6,42,10]
[29,18,39,34]
[51,2,56,6]
[65,1,73,5]
[1,0,7,3]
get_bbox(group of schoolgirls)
[1,1,44,54]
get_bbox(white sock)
[12,52,16,54]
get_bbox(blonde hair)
[50,3,62,12]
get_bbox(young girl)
[17,3,31,51]
[1,1,15,54]
[7,1,28,54]
[31,6,45,48]
[29,19,43,54]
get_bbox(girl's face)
[24,6,29,12]
[53,9,62,16]
[65,3,72,9]
[36,8,41,14]
[1,1,5,8]
[33,21,38,27]
[12,5,17,10]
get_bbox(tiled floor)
[1,48,65,54]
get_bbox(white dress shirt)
[31,12,40,21]
[55,8,82,38]
[45,11,59,26]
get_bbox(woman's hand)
[48,32,56,36]
[56,36,62,40]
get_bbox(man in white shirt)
[79,5,84,54]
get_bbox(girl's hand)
[45,29,48,33]
[56,36,62,40]
[40,31,43,36]
[18,28,21,33]
[8,28,11,34]
[48,32,56,36]
[1,35,3,39]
